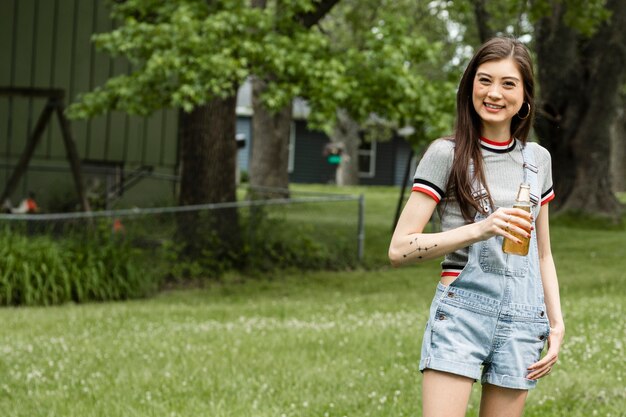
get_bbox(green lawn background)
[0,185,624,416]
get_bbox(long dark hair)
[449,37,535,222]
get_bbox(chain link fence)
[0,188,365,304]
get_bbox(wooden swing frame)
[0,87,90,212]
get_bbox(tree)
[533,0,625,219]
[329,109,361,185]
[67,0,349,258]
[248,0,341,197]
[68,1,261,258]
[311,0,458,185]
[248,0,459,190]
[450,0,625,221]
[250,76,293,196]
[610,91,626,193]
[176,96,239,258]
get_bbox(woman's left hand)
[526,323,565,380]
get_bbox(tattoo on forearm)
[403,238,438,258]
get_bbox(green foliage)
[161,237,234,283]
[434,0,611,49]
[528,0,611,36]
[68,0,456,148]
[241,206,358,273]
[69,1,266,117]
[311,0,458,142]
[68,0,357,119]
[67,0,614,152]
[162,202,359,283]
[0,224,156,306]
[448,0,611,39]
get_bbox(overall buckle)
[530,193,539,207]
[523,162,538,174]
[472,189,491,213]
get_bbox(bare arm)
[527,203,565,380]
[388,192,532,267]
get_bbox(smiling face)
[472,57,525,138]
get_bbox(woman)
[388,37,565,417]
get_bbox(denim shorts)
[419,282,551,390]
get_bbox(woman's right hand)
[476,207,533,243]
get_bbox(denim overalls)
[419,144,551,390]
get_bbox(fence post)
[357,193,365,261]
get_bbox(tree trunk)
[610,94,626,193]
[249,76,292,198]
[247,0,340,198]
[470,0,495,43]
[296,0,341,28]
[534,0,625,220]
[330,109,360,186]
[177,94,240,259]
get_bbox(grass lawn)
[0,185,625,416]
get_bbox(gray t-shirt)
[412,137,555,274]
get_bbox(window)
[358,140,376,178]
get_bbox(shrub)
[0,225,158,306]
[240,205,358,274]
[160,204,359,282]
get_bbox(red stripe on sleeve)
[541,192,555,206]
[412,186,441,203]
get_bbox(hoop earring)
[517,102,531,120]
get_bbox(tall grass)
[0,226,156,306]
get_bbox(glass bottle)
[502,183,531,256]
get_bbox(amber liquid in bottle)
[502,184,532,256]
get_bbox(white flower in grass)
[26,369,43,382]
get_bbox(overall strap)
[469,159,492,215]
[520,143,540,207]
